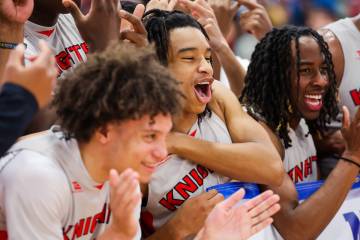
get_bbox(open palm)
[0,0,34,24]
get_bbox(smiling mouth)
[194,82,212,104]
[304,94,323,111]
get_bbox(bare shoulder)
[209,81,247,121]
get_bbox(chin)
[303,112,321,121]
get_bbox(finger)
[251,217,273,236]
[230,0,241,16]
[218,188,245,210]
[109,168,135,198]
[178,0,210,17]
[35,40,54,65]
[248,194,280,218]
[111,171,139,206]
[62,0,84,22]
[237,0,262,11]
[250,203,280,226]
[342,106,350,130]
[119,10,147,34]
[208,193,225,206]
[199,189,218,200]
[169,0,178,10]
[119,31,148,47]
[133,3,145,18]
[114,178,140,208]
[243,190,274,211]
[354,106,360,123]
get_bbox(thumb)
[342,106,350,130]
[133,4,145,18]
[62,0,84,22]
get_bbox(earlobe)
[97,125,110,144]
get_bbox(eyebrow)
[177,47,212,54]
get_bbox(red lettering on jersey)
[90,203,107,233]
[72,181,82,192]
[71,218,85,239]
[294,162,304,183]
[190,168,203,186]
[63,225,73,240]
[197,165,209,178]
[80,42,89,55]
[56,51,72,71]
[175,176,198,199]
[350,89,360,106]
[83,217,92,236]
[159,192,184,211]
[287,156,317,183]
[68,45,84,62]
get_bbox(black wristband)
[334,154,360,169]
[0,42,27,50]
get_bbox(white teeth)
[305,94,322,100]
[197,82,209,85]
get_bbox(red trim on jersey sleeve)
[37,29,55,37]
[189,130,197,137]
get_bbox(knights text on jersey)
[325,18,360,119]
[283,119,318,183]
[141,112,232,235]
[0,128,140,240]
[24,14,88,78]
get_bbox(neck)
[173,111,199,133]
[79,141,109,183]
[29,6,60,27]
[352,14,360,32]
[289,115,301,130]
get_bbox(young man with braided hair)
[241,25,360,240]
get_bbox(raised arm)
[167,81,284,186]
[263,106,360,240]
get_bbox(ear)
[95,124,111,144]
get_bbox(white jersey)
[0,126,140,240]
[141,112,232,236]
[283,119,318,183]
[24,14,88,78]
[325,18,360,119]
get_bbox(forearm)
[146,218,184,240]
[174,136,283,185]
[0,83,38,156]
[273,154,359,240]
[213,43,246,97]
[98,227,132,240]
[0,23,24,82]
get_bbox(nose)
[152,142,168,162]
[313,70,329,88]
[198,57,213,76]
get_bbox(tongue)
[194,85,211,104]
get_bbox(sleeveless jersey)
[24,14,88,78]
[141,112,232,235]
[325,18,360,119]
[0,126,140,240]
[283,119,318,183]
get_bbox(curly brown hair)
[52,43,183,142]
